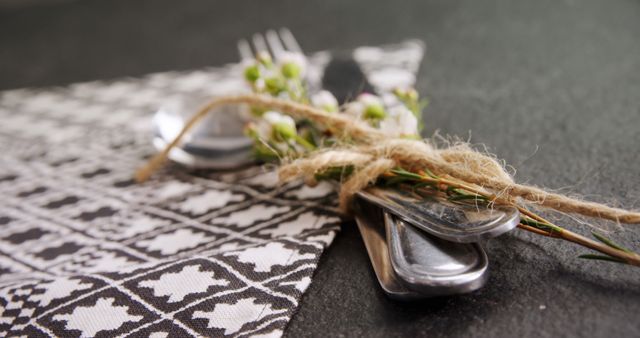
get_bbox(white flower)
[343,93,386,120]
[254,78,265,91]
[343,101,365,119]
[311,90,338,112]
[356,93,386,120]
[357,93,383,107]
[379,105,419,137]
[279,51,307,78]
[257,111,297,141]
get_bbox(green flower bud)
[244,123,259,139]
[392,87,405,97]
[273,121,296,141]
[281,62,301,79]
[364,104,386,120]
[256,51,273,67]
[250,106,265,117]
[321,104,338,113]
[244,64,260,83]
[406,88,419,101]
[393,87,419,101]
[265,77,285,95]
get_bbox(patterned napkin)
[0,41,423,337]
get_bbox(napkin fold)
[0,40,423,337]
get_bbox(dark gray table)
[2,0,639,337]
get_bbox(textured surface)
[0,65,342,337]
[0,41,423,337]
[1,0,639,337]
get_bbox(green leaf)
[389,168,423,181]
[314,165,354,181]
[422,168,438,179]
[520,217,563,233]
[591,232,632,253]
[383,176,412,187]
[578,254,626,264]
[414,181,436,189]
[448,194,488,203]
[293,135,316,151]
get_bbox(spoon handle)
[357,186,520,243]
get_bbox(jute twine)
[136,94,640,224]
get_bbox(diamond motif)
[212,204,290,228]
[138,265,228,303]
[52,297,143,337]
[280,276,311,292]
[259,212,339,238]
[30,278,93,307]
[192,297,286,335]
[178,190,244,215]
[225,243,315,272]
[284,182,333,199]
[137,229,213,255]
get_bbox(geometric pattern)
[0,41,423,337]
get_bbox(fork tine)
[252,33,269,56]
[265,29,285,60]
[279,27,302,54]
[237,39,253,61]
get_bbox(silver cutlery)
[237,28,303,62]
[353,198,488,299]
[358,187,520,243]
[353,198,427,300]
[152,102,253,170]
[384,211,488,295]
[151,29,520,299]
[152,28,305,169]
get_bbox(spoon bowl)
[152,100,256,169]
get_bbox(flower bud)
[244,64,260,83]
[263,111,297,141]
[281,62,301,79]
[278,51,307,78]
[364,105,386,120]
[393,87,418,101]
[379,105,418,137]
[311,90,339,112]
[357,93,386,120]
[392,87,406,97]
[244,122,259,138]
[265,77,285,95]
[273,121,296,140]
[256,51,273,67]
[406,88,419,101]
[250,106,265,117]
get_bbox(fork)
[236,28,303,64]
[236,28,370,102]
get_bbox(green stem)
[294,135,316,151]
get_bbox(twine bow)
[137,94,640,225]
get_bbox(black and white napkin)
[0,41,423,337]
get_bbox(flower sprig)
[243,51,308,103]
[241,52,425,160]
[237,53,640,267]
[382,168,640,266]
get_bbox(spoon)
[354,198,488,299]
[357,187,520,243]
[384,211,488,295]
[152,100,255,170]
